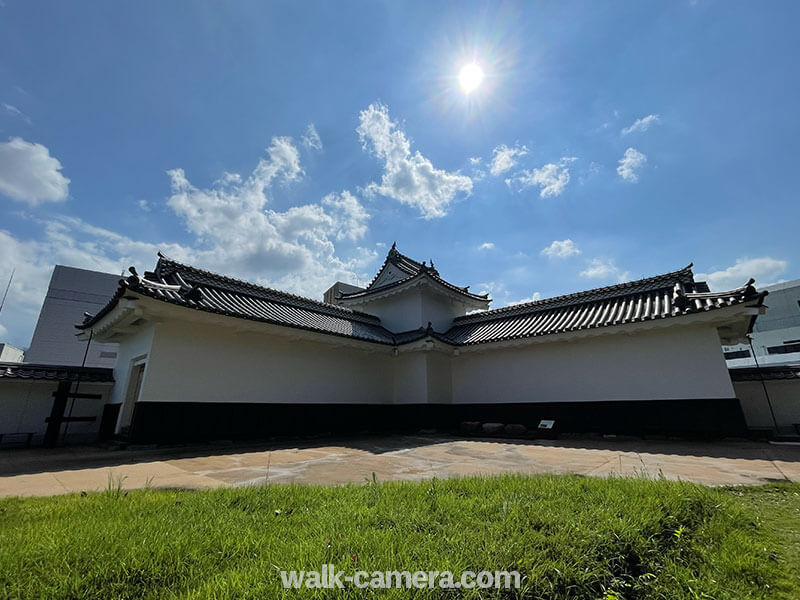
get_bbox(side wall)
[139,321,393,405]
[734,379,800,434]
[0,380,113,445]
[452,325,735,403]
[124,318,747,442]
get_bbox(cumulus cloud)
[580,258,630,283]
[617,147,646,182]
[541,239,580,259]
[621,114,660,136]
[321,190,369,241]
[507,292,542,306]
[0,132,377,347]
[167,136,371,290]
[474,281,540,308]
[508,157,577,198]
[0,219,178,348]
[478,242,495,251]
[696,257,788,291]
[489,143,527,176]
[301,123,323,151]
[0,137,70,205]
[357,102,472,219]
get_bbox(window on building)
[766,343,800,355]
[723,349,751,360]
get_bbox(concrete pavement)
[0,435,798,497]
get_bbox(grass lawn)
[0,475,798,599]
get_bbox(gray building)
[25,266,121,367]
[724,278,800,368]
[0,344,24,363]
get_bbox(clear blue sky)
[1,1,798,348]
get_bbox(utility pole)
[0,268,14,316]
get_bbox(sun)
[458,62,484,94]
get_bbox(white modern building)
[75,244,767,443]
[723,279,800,437]
[723,278,800,368]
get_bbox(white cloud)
[508,157,577,198]
[166,136,371,290]
[0,219,175,348]
[357,102,472,219]
[541,239,581,259]
[469,157,482,165]
[489,143,527,176]
[580,258,630,283]
[0,137,70,205]
[0,132,377,347]
[696,257,788,291]
[621,114,660,136]
[617,147,647,182]
[507,292,541,306]
[475,281,540,308]
[2,103,32,125]
[321,190,369,242]
[478,242,495,251]
[301,123,323,151]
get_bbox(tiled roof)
[443,266,766,346]
[340,243,489,302]
[729,364,800,381]
[79,255,398,345]
[363,242,428,289]
[0,362,114,382]
[79,255,765,349]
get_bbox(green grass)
[0,475,797,599]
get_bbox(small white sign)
[538,419,555,430]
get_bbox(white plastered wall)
[734,380,800,433]
[106,309,739,420]
[451,324,735,404]
[137,320,394,405]
[0,380,113,445]
[350,286,468,332]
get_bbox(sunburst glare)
[458,62,485,94]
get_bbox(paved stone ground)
[1,435,799,497]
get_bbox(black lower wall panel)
[128,398,747,443]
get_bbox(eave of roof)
[442,267,766,346]
[453,264,696,326]
[78,256,405,345]
[0,362,114,382]
[729,364,800,381]
[77,256,767,350]
[154,254,383,325]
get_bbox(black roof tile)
[0,362,114,382]
[442,267,765,346]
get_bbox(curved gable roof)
[339,243,489,303]
[443,265,766,346]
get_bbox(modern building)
[77,245,766,443]
[0,265,119,447]
[723,278,800,368]
[25,265,122,367]
[723,279,800,437]
[0,344,24,363]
